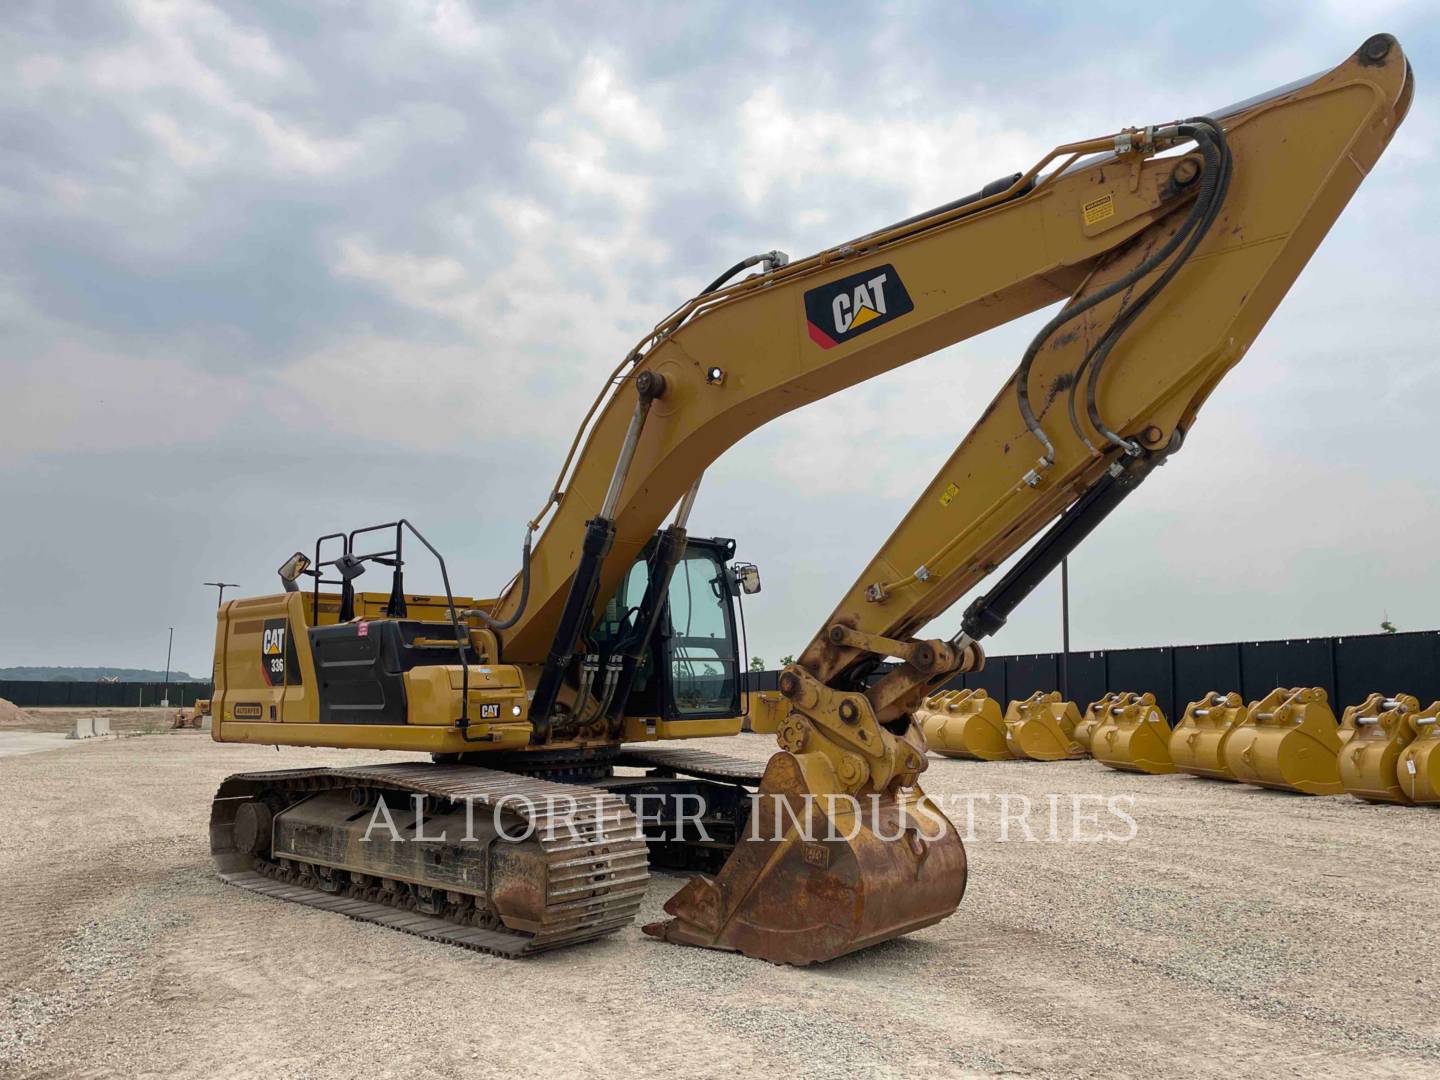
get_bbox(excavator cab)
[590,537,746,728]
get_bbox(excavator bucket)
[1396,703,1440,804]
[1168,692,1246,781]
[1074,693,1121,752]
[745,689,787,734]
[915,688,1015,761]
[1222,687,1344,795]
[644,750,967,965]
[1335,693,1388,746]
[1089,692,1176,775]
[1338,693,1420,803]
[1003,691,1085,761]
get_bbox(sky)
[2,0,1437,680]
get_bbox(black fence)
[743,629,1440,723]
[0,680,213,709]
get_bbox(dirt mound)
[0,696,35,725]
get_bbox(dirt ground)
[1,731,1436,1080]
[0,707,186,736]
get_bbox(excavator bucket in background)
[1397,703,1440,804]
[744,690,787,734]
[1168,692,1246,781]
[1223,687,1344,795]
[1089,692,1176,775]
[644,750,967,965]
[915,688,1015,761]
[1336,693,1390,746]
[1338,693,1420,803]
[1075,693,1121,752]
[1004,691,1085,761]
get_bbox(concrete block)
[199,714,213,732]
[91,717,111,736]
[68,717,95,740]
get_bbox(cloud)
[2,1,1437,680]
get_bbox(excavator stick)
[1338,693,1420,803]
[643,749,966,965]
[1396,703,1440,804]
[1004,691,1086,761]
[915,688,1014,761]
[1089,692,1176,775]
[1168,692,1246,781]
[1223,688,1344,795]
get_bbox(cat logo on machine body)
[261,617,302,687]
[804,263,914,349]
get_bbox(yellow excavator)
[207,36,1411,965]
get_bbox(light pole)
[1060,557,1071,699]
[204,581,239,608]
[162,627,174,708]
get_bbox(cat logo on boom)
[804,263,914,349]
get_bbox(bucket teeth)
[1003,691,1085,761]
[915,689,1013,761]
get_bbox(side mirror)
[277,551,311,593]
[731,562,762,595]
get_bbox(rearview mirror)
[731,562,762,595]
[277,551,311,593]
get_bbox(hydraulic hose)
[1081,119,1232,450]
[1013,119,1230,466]
[463,528,533,631]
[701,250,789,295]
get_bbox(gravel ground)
[0,708,187,736]
[1,731,1436,1079]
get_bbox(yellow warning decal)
[1082,193,1115,227]
[939,482,960,507]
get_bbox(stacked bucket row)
[915,687,1440,804]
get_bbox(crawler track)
[210,762,650,957]
[615,745,767,785]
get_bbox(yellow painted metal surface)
[915,689,1014,761]
[1089,692,1176,775]
[744,690,787,735]
[1169,692,1246,781]
[1075,693,1121,752]
[1338,693,1420,803]
[1223,687,1344,796]
[1003,692,1085,761]
[620,716,744,741]
[1396,703,1440,804]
